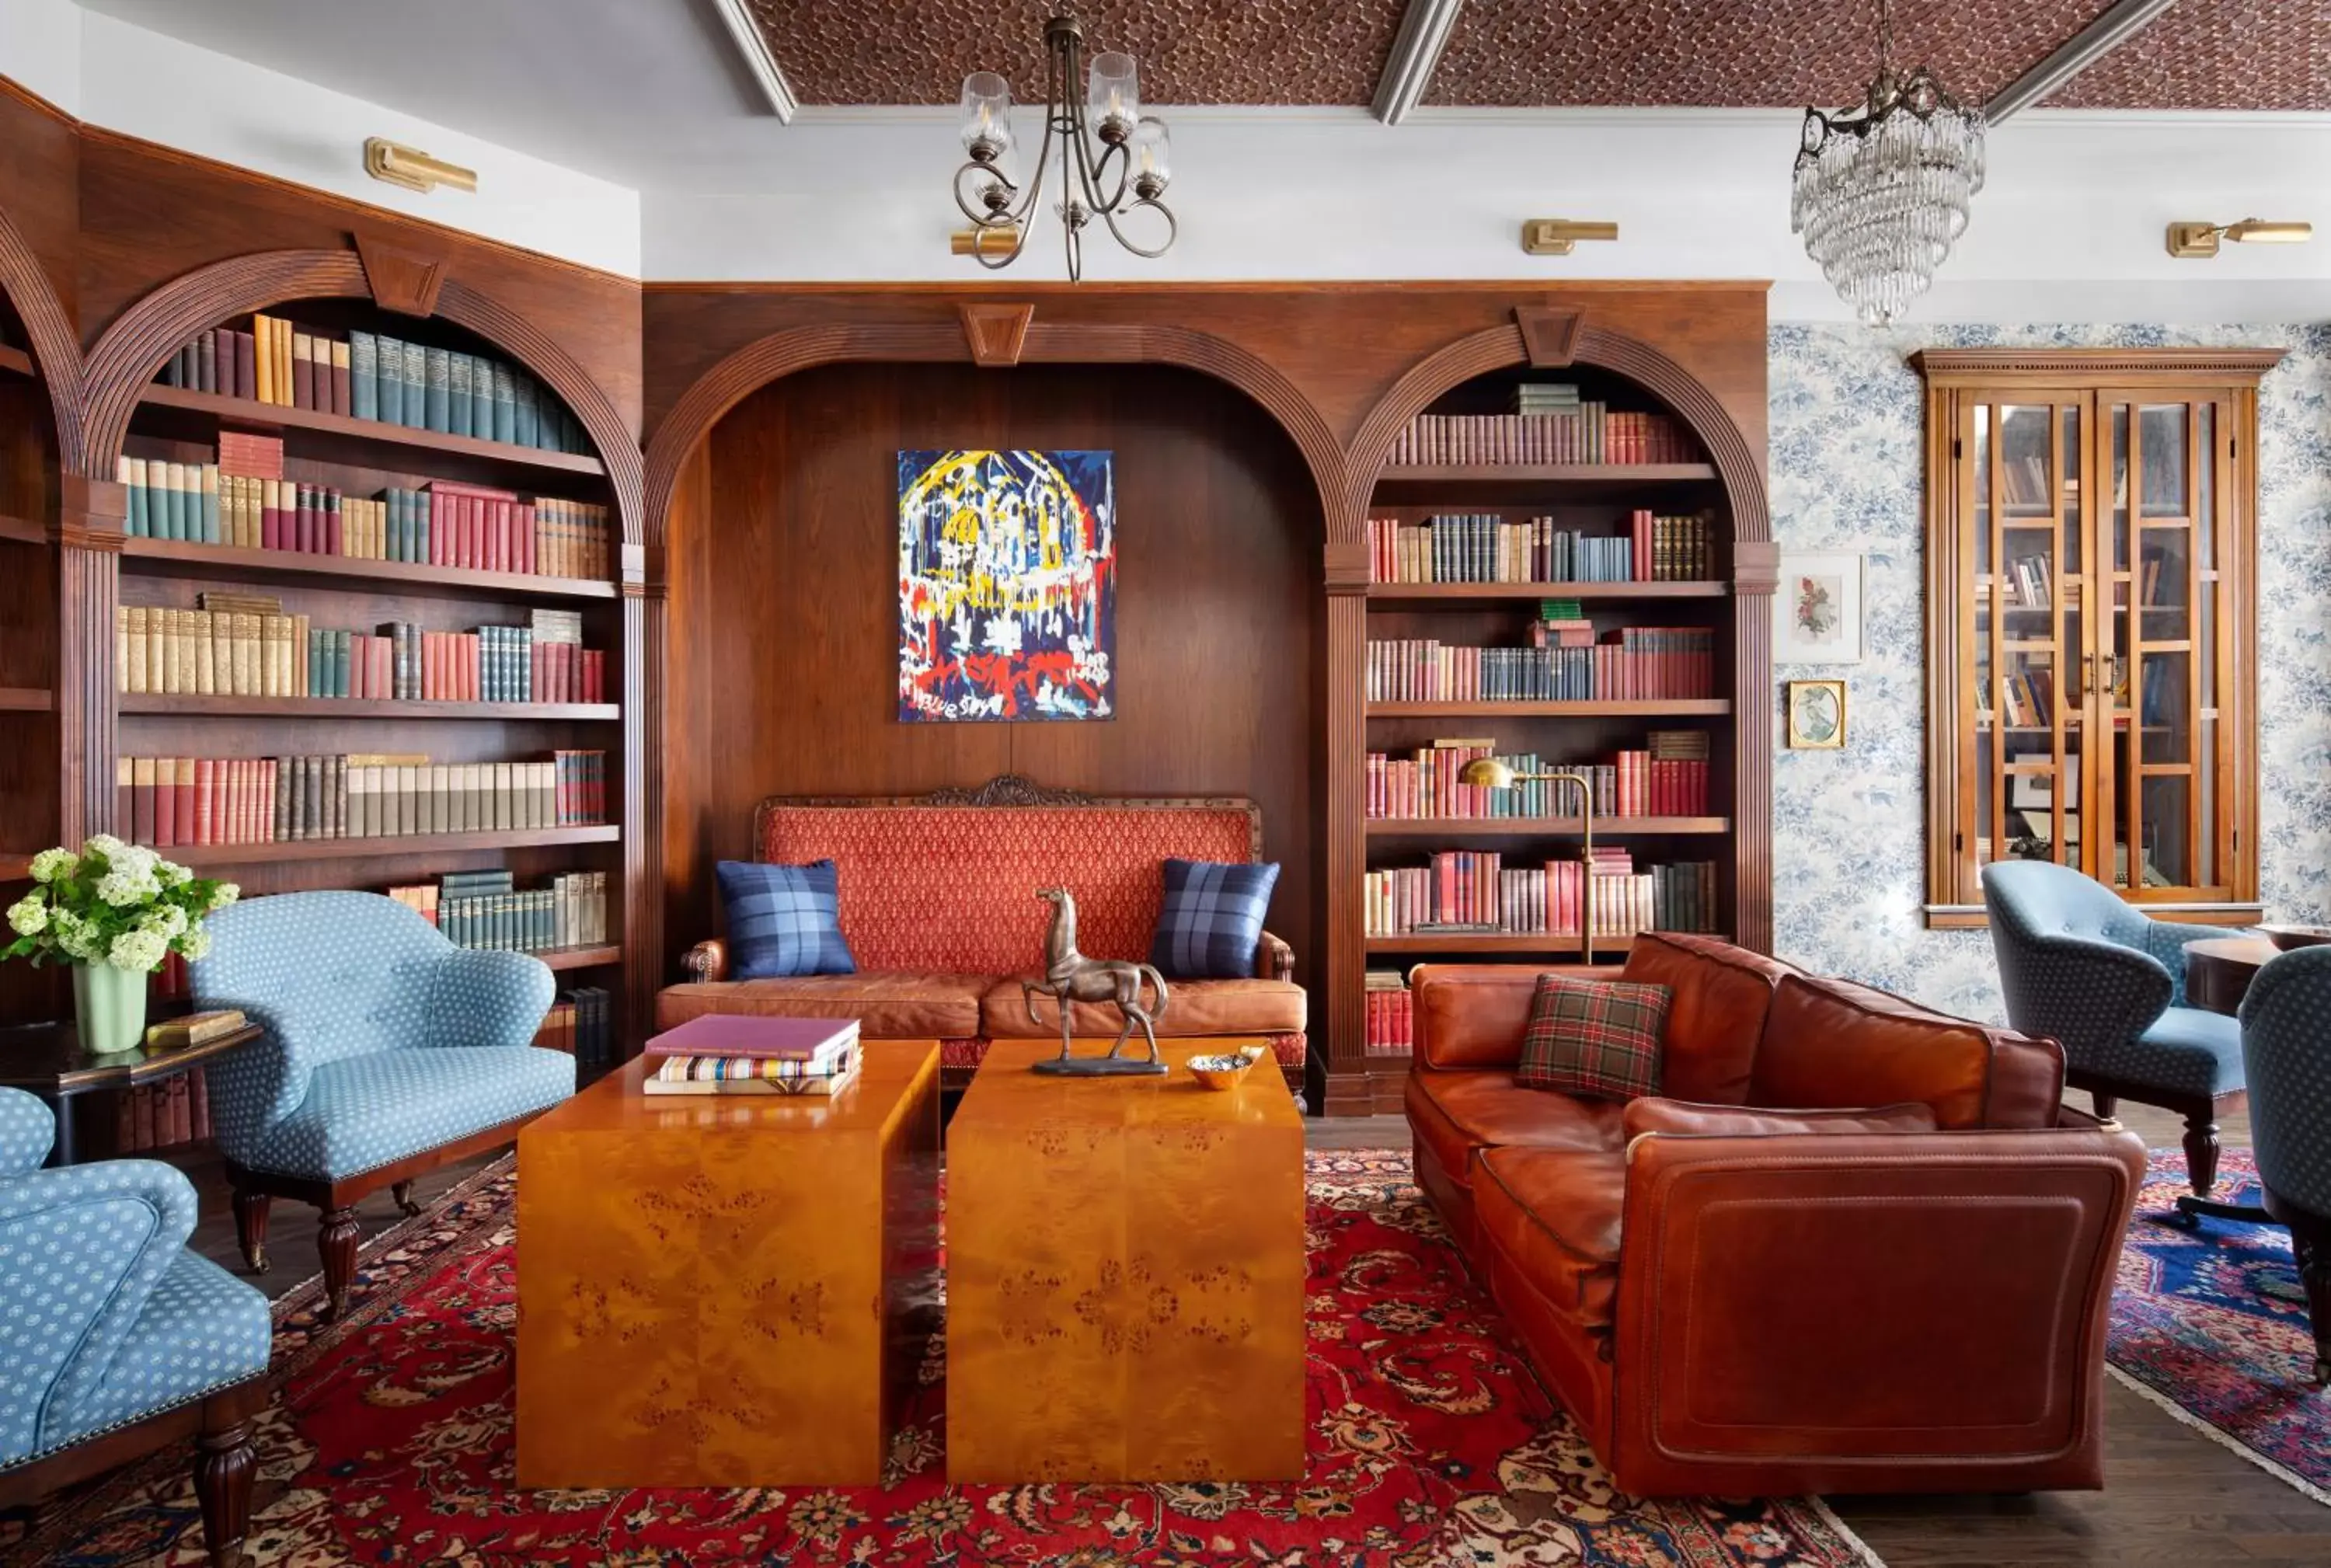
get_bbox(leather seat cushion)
[1473,1146,1627,1334]
[655,971,988,1040]
[981,975,1305,1038]
[1406,1070,1629,1193]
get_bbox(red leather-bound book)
[193,757,214,846]
[515,502,535,574]
[172,758,195,846]
[330,340,351,416]
[232,330,256,400]
[259,480,280,550]
[586,650,603,704]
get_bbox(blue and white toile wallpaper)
[1768,323,2331,1021]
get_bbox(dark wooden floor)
[173,1097,2325,1568]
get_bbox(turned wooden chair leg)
[193,1411,256,1568]
[390,1180,420,1217]
[318,1206,361,1320]
[2181,1115,2221,1198]
[2287,1212,2331,1390]
[231,1186,271,1275]
[2091,1090,2119,1119]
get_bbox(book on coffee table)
[641,1013,859,1064]
[643,1044,863,1097]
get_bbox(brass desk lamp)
[1457,758,1600,962]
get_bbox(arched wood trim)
[78,248,644,543]
[0,200,86,475]
[643,322,1347,545]
[1342,321,1770,545]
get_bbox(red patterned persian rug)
[2,1151,1880,1567]
[2110,1148,2331,1504]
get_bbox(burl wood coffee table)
[515,1039,941,1488]
[946,1036,1306,1483]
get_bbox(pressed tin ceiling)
[743,0,2331,111]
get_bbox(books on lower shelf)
[1368,510,1716,584]
[535,986,615,1077]
[113,1071,209,1154]
[155,314,591,455]
[386,869,608,953]
[1388,393,1695,465]
[1364,850,1720,939]
[116,455,611,579]
[117,602,605,703]
[1364,970,1413,1058]
[1367,732,1713,819]
[114,750,608,845]
[1366,629,1716,701]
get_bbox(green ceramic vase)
[73,961,148,1055]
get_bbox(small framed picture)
[1785,679,1848,749]
[1775,550,1866,664]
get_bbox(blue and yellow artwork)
[897,448,1116,722]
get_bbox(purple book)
[642,1013,859,1061]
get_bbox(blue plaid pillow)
[1149,859,1280,980]
[717,859,856,979]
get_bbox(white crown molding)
[706,0,796,124]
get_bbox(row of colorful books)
[1364,851,1720,938]
[114,455,610,579]
[1388,400,1696,466]
[386,869,608,953]
[117,604,602,704]
[113,1071,210,1153]
[1366,629,1718,702]
[642,1015,862,1097]
[1367,511,1717,584]
[538,987,618,1078]
[114,751,608,846]
[1363,970,1414,1058]
[1366,733,1713,819]
[156,315,591,454]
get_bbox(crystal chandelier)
[953,11,1176,281]
[1791,0,1985,326]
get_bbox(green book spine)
[350,331,378,420]
[122,460,147,537]
[512,374,540,448]
[400,341,427,429]
[305,629,321,696]
[491,361,517,444]
[448,352,474,438]
[387,490,406,562]
[423,346,451,433]
[376,336,406,426]
[334,629,350,699]
[162,463,183,542]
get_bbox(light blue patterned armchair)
[2239,945,2331,1388]
[1982,860,2246,1199]
[0,1089,270,1565]
[192,890,571,1319]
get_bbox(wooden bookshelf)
[119,694,618,722]
[1368,699,1732,718]
[0,686,51,713]
[166,824,618,868]
[1376,463,1718,483]
[137,382,608,479]
[0,343,31,378]
[1368,816,1730,838]
[118,536,615,601]
[536,943,622,971]
[0,514,41,547]
[1366,580,1727,605]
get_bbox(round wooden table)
[2184,936,2278,1016]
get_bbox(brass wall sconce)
[364,139,479,196]
[1521,218,1618,256]
[2165,218,2312,259]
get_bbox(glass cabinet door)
[2099,393,2237,902]
[1962,395,2087,900]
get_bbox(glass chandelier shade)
[950,12,1176,280]
[1791,5,1985,326]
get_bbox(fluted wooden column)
[1733,540,1779,953]
[621,544,665,1058]
[55,476,124,844]
[1319,543,1371,1116]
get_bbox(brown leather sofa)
[1406,933,2148,1498]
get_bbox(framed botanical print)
[1774,549,1866,664]
[1785,679,1847,749]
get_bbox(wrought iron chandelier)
[1791,0,1985,326]
[953,11,1176,281]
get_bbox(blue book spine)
[350,331,378,421]
[448,352,474,438]
[120,458,146,537]
[202,465,221,545]
[491,361,517,444]
[401,342,427,428]
[377,336,406,426]
[423,347,451,433]
[512,375,540,448]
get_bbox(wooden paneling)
[664,361,1326,1012]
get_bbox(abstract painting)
[898,449,1116,722]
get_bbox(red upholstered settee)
[1406,933,2148,1498]
[662,777,1307,1092]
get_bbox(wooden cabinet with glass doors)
[1914,350,2280,927]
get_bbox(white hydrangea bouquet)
[5,836,238,1051]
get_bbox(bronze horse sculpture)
[1023,887,1172,1075]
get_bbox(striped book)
[642,1045,862,1097]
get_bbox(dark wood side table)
[0,1019,264,1166]
[2185,937,2278,1017]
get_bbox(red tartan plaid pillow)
[1516,973,1672,1101]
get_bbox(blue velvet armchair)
[192,890,571,1318]
[2239,944,2331,1388]
[0,1089,270,1564]
[1982,860,2246,1197]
